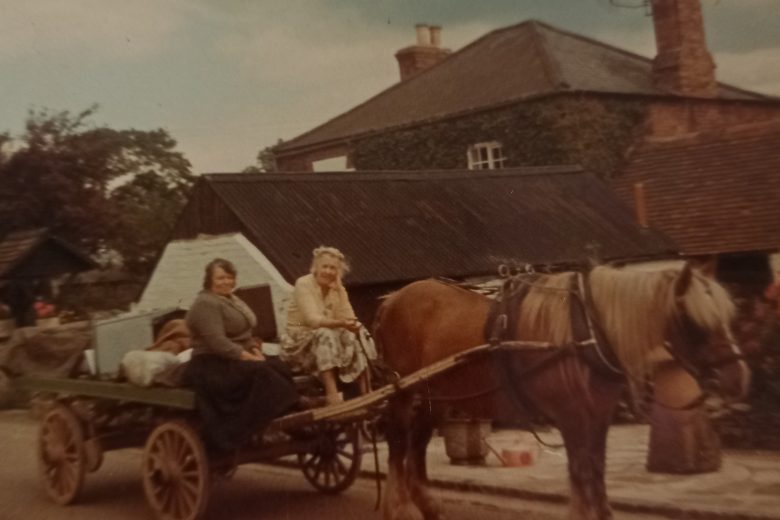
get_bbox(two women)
[281,246,377,405]
[184,258,298,454]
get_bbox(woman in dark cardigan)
[184,258,298,454]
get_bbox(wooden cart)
[16,342,494,520]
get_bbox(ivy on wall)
[352,96,645,177]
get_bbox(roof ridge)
[510,20,772,100]
[275,19,773,154]
[528,21,567,90]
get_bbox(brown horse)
[373,263,750,520]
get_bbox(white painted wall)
[136,233,293,333]
[311,155,352,172]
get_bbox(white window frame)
[467,141,506,170]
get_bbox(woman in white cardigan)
[281,246,377,405]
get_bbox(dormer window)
[467,141,506,170]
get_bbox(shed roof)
[612,121,780,255]
[175,167,677,286]
[0,228,96,280]
[277,20,772,155]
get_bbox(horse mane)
[516,272,578,346]
[588,264,736,383]
[587,266,673,384]
[517,264,736,388]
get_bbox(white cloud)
[0,0,187,60]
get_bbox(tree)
[244,139,284,173]
[109,171,191,274]
[0,106,194,273]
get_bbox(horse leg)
[560,419,612,520]
[383,394,424,520]
[590,420,614,520]
[406,409,444,520]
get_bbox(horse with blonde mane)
[373,263,750,520]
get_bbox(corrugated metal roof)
[277,20,772,154]
[612,121,780,255]
[176,167,677,286]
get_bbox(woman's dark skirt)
[183,354,298,453]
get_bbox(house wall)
[276,143,352,173]
[646,99,780,138]
[350,96,646,177]
[277,94,780,176]
[137,234,293,335]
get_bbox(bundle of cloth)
[121,319,193,387]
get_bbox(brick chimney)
[651,0,718,97]
[395,24,451,81]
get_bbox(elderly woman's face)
[210,266,236,296]
[314,254,340,288]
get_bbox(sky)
[1,0,779,175]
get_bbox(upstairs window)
[467,141,506,170]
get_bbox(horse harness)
[484,270,624,378]
[419,272,624,435]
[476,271,624,427]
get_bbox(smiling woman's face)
[210,266,236,296]
[313,254,340,289]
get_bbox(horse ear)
[675,262,693,297]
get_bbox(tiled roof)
[277,20,772,154]
[0,228,95,279]
[0,229,47,278]
[612,122,780,255]
[174,167,677,286]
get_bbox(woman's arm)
[336,286,360,332]
[293,277,355,329]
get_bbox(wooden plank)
[16,341,540,429]
[15,376,195,410]
[283,342,499,424]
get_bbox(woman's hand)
[240,349,265,362]
[343,318,361,333]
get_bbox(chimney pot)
[415,24,430,46]
[395,24,451,81]
[430,25,442,47]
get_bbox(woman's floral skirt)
[281,325,377,383]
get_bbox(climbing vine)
[352,96,645,178]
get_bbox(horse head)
[664,262,751,403]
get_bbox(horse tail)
[371,291,395,359]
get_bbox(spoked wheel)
[142,421,210,520]
[298,422,361,494]
[38,404,87,505]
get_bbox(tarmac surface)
[360,424,780,519]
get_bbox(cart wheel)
[298,422,361,494]
[38,404,87,505]
[142,421,210,520]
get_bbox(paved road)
[0,409,674,519]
